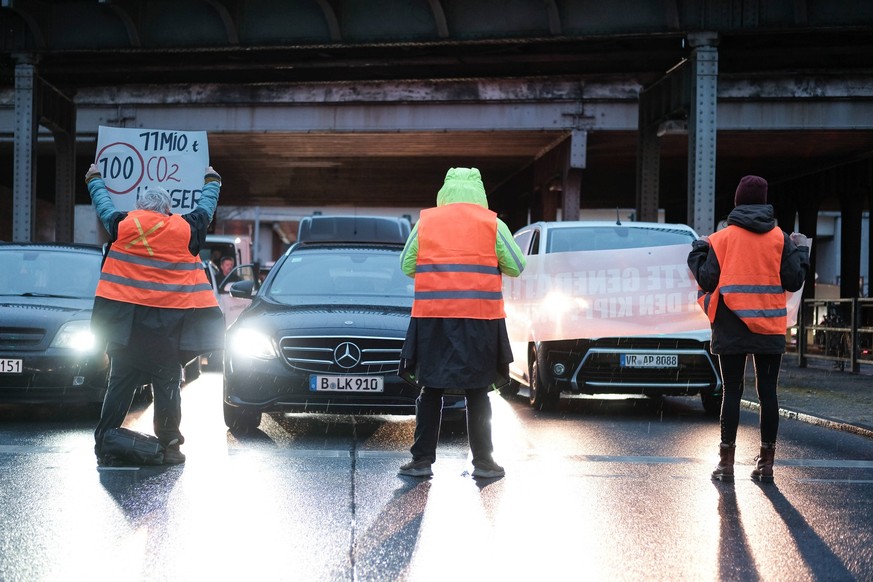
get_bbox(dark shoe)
[751,443,775,483]
[162,439,186,465]
[711,443,735,482]
[399,459,433,477]
[472,459,505,479]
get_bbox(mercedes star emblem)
[333,341,362,369]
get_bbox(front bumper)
[0,351,110,404]
[224,354,465,415]
[541,340,721,397]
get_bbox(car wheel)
[223,402,262,432]
[498,379,520,399]
[529,355,559,411]
[700,389,722,417]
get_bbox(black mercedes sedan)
[0,242,109,405]
[222,229,464,431]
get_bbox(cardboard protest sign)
[503,243,804,344]
[95,126,209,215]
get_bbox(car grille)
[592,338,705,350]
[0,327,46,350]
[279,335,404,374]
[571,338,718,389]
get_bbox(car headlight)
[230,328,278,359]
[50,320,97,352]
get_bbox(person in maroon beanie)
[688,175,810,483]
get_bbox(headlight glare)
[231,328,277,359]
[51,320,97,352]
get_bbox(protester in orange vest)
[688,175,809,483]
[397,167,526,479]
[86,163,225,466]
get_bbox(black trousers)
[94,357,184,455]
[410,386,494,466]
[717,353,782,446]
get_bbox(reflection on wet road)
[2,373,873,581]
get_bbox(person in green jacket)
[398,167,526,479]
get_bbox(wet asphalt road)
[2,372,873,581]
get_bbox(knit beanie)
[734,175,768,206]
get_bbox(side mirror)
[229,280,255,299]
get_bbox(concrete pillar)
[13,57,37,242]
[686,32,719,235]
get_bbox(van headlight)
[230,328,278,359]
[50,320,97,352]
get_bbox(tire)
[223,402,262,432]
[700,389,722,417]
[529,354,559,411]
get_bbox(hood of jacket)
[726,203,777,234]
[436,167,489,208]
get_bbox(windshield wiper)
[18,292,85,299]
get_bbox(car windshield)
[545,226,696,252]
[0,248,102,299]
[267,248,412,304]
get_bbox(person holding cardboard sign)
[86,163,225,467]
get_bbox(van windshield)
[545,226,696,253]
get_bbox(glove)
[85,163,101,183]
[205,166,221,184]
[691,236,710,251]
[789,232,810,248]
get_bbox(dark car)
[222,217,461,431]
[0,242,109,405]
[505,221,722,414]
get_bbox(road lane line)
[3,445,873,470]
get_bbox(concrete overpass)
[1,0,872,296]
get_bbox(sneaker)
[472,459,505,479]
[398,459,433,477]
[162,440,186,465]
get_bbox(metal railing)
[794,298,873,373]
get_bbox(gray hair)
[137,187,172,214]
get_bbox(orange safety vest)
[96,209,218,309]
[412,203,504,319]
[697,225,787,334]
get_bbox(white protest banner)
[95,126,209,214]
[503,243,804,345]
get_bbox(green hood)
[436,167,489,208]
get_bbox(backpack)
[101,427,165,465]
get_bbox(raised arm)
[197,166,222,222]
[84,163,124,236]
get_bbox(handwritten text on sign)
[95,126,209,214]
